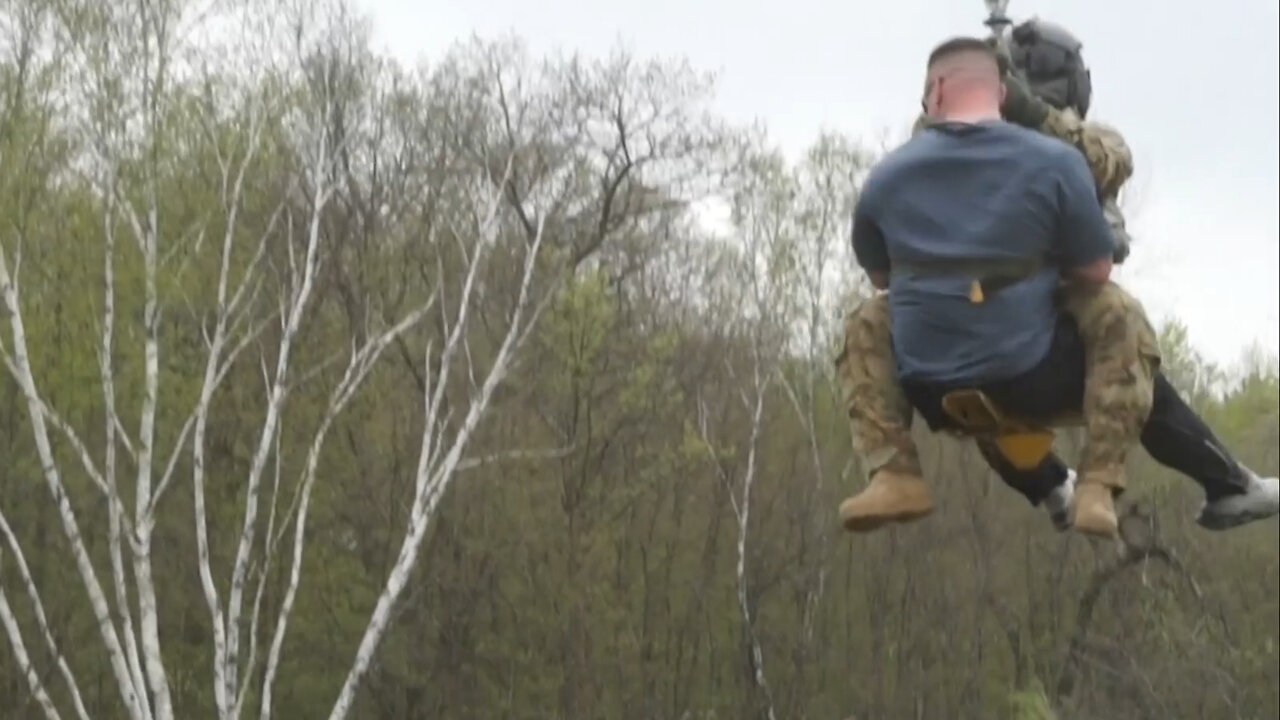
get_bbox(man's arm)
[1000,73,1134,199]
[1052,148,1116,286]
[852,198,890,290]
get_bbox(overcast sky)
[354,0,1279,369]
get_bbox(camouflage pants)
[833,294,924,477]
[833,283,1161,489]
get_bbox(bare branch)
[454,444,577,473]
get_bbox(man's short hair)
[926,36,998,69]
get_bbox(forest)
[0,0,1276,718]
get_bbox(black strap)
[890,257,1047,297]
[891,256,1045,278]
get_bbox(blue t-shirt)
[852,120,1114,385]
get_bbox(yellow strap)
[968,279,984,304]
[994,431,1056,471]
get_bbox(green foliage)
[1007,683,1058,720]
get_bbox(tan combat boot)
[839,470,934,532]
[1072,478,1119,538]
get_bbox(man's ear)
[926,77,945,115]
[998,82,1007,106]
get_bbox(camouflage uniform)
[838,107,1159,501]
[1041,109,1133,262]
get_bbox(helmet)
[1009,19,1093,118]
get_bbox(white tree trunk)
[0,4,657,718]
[0,567,63,720]
[0,249,148,720]
[0,511,91,720]
[326,188,550,720]
[257,303,433,720]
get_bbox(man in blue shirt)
[854,108,1113,387]
[837,37,1157,538]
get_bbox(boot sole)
[1072,482,1119,538]
[1197,504,1279,530]
[1072,510,1118,538]
[840,504,934,533]
[1196,487,1280,531]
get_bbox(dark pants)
[901,316,1248,505]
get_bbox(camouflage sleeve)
[1039,107,1133,199]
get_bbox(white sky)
[355,0,1279,369]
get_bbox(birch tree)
[321,37,728,717]
[774,134,868,711]
[0,0,478,716]
[2,0,727,716]
[687,142,800,720]
[0,1,429,718]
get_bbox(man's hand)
[868,271,889,291]
[1112,241,1130,264]
[1000,71,1050,129]
[984,36,1014,76]
[1068,256,1112,287]
[986,33,1050,129]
